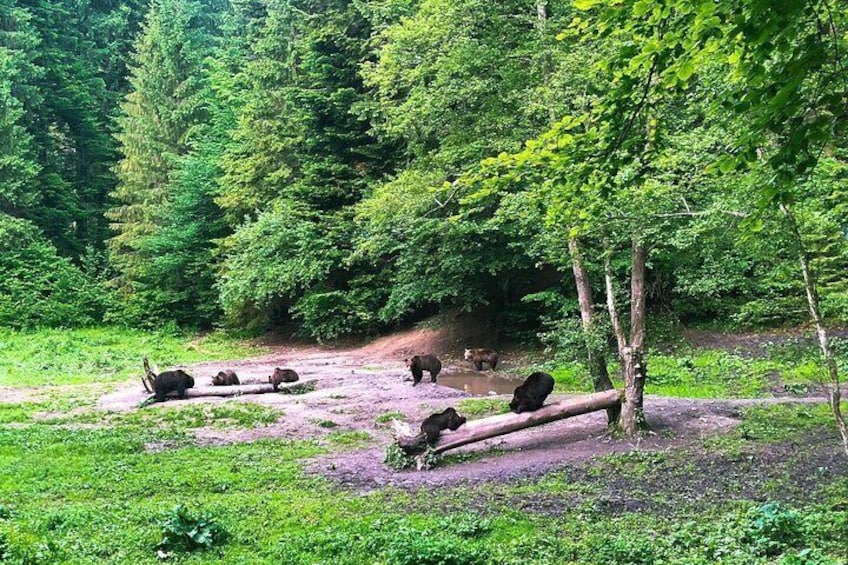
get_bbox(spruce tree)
[107,0,223,321]
[0,0,41,216]
[217,0,398,336]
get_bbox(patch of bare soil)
[88,324,841,494]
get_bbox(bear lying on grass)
[509,372,554,414]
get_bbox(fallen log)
[430,389,623,454]
[161,379,317,398]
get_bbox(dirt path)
[90,328,834,491]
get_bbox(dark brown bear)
[405,355,442,386]
[153,370,195,402]
[212,370,240,386]
[420,407,467,446]
[269,367,299,391]
[509,372,555,414]
[464,348,499,371]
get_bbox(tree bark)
[781,204,848,456]
[569,237,619,424]
[604,238,648,436]
[626,237,648,431]
[429,389,623,454]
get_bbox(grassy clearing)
[2,409,845,565]
[1,329,846,564]
[0,327,263,387]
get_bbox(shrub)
[158,504,227,552]
[744,502,804,557]
[0,216,110,328]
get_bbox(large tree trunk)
[569,237,619,425]
[781,204,848,456]
[429,389,623,454]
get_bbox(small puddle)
[438,372,521,396]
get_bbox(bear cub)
[405,354,442,386]
[269,367,299,391]
[421,407,467,446]
[154,370,195,402]
[464,348,499,371]
[509,372,554,413]
[212,369,240,386]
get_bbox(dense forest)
[3,0,848,343]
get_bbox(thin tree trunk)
[781,204,848,456]
[604,238,648,437]
[603,246,627,353]
[569,237,619,425]
[627,237,647,430]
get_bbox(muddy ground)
[91,325,844,494]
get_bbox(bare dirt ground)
[90,324,840,493]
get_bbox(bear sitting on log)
[153,370,195,402]
[509,372,554,414]
[269,367,299,391]
[421,407,467,445]
[212,370,240,386]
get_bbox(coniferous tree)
[0,0,42,216]
[107,0,224,323]
[217,0,398,337]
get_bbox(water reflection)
[438,372,520,396]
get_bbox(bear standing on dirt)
[212,370,240,386]
[509,372,554,414]
[153,370,195,402]
[269,367,300,391]
[464,348,499,371]
[405,355,442,386]
[421,407,467,445]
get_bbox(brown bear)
[405,355,442,386]
[464,348,499,371]
[269,367,299,391]
[509,372,554,413]
[153,370,195,402]
[211,370,240,386]
[420,407,467,445]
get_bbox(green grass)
[0,398,845,564]
[456,397,510,418]
[374,411,406,425]
[0,327,264,387]
[1,328,847,564]
[550,345,837,399]
[324,430,371,446]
